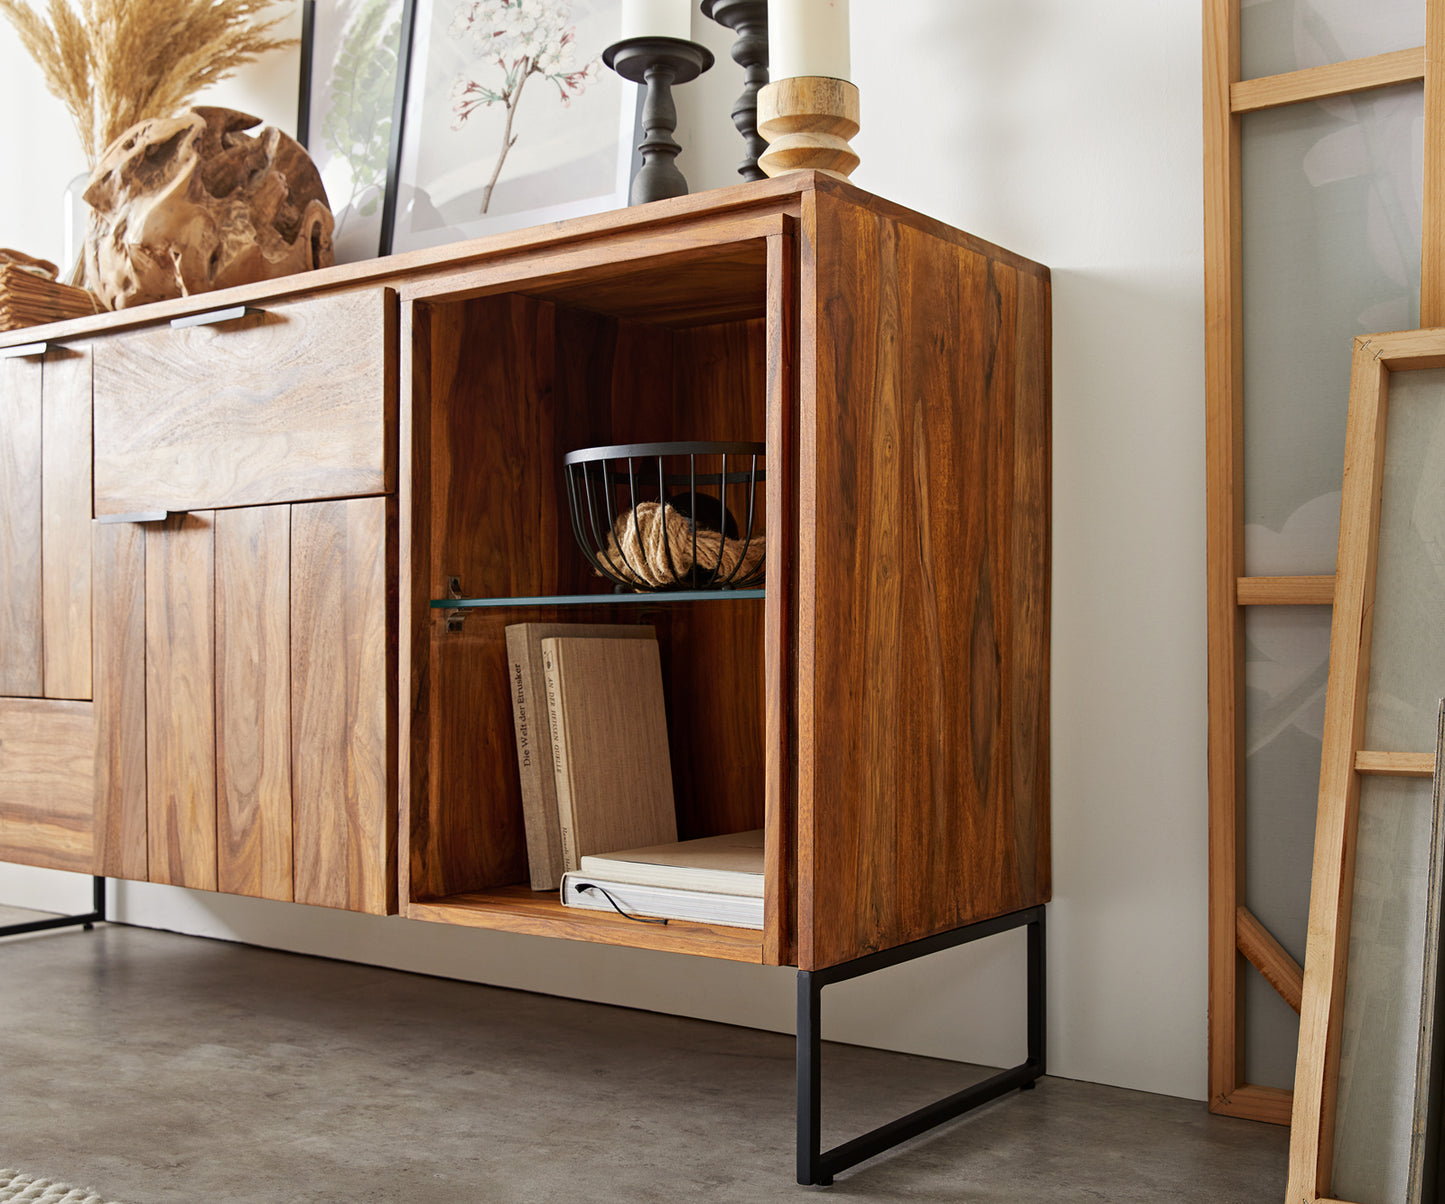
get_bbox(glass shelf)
[430,590,766,609]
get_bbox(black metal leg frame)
[796,904,1046,1186]
[0,876,106,938]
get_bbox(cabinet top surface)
[0,173,1049,350]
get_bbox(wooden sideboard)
[0,174,1051,1181]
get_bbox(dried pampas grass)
[0,0,294,163]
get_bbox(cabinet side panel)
[800,196,1051,968]
[93,519,147,879]
[41,346,92,700]
[0,356,43,696]
[0,698,94,872]
[216,506,293,901]
[145,513,218,890]
[292,497,394,913]
[417,296,556,899]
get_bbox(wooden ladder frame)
[1203,0,1445,1124]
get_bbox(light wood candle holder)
[756,76,860,181]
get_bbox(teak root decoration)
[757,76,860,181]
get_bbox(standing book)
[541,635,678,872]
[504,623,655,890]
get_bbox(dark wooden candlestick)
[702,0,770,182]
[604,37,714,205]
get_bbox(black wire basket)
[563,441,766,592]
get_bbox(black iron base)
[796,904,1046,1186]
[0,876,106,938]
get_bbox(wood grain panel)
[1236,575,1335,605]
[292,497,394,914]
[399,299,430,909]
[92,518,147,880]
[0,698,94,872]
[408,887,764,962]
[1289,345,1391,1202]
[798,190,1050,969]
[145,512,217,890]
[1425,8,1445,327]
[1237,905,1304,1013]
[1231,46,1424,112]
[0,355,43,696]
[216,506,293,900]
[1204,0,1253,1121]
[93,288,391,515]
[41,345,92,700]
[763,229,798,968]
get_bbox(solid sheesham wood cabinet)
[0,175,1050,1181]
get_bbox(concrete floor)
[0,910,1288,1203]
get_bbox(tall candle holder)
[701,0,769,182]
[604,37,715,205]
[756,75,859,181]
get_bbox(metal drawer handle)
[0,341,50,359]
[170,305,261,330]
[96,510,181,524]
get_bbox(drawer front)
[0,698,94,874]
[94,288,393,515]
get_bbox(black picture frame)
[297,0,414,263]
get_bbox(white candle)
[620,0,692,42]
[769,0,851,81]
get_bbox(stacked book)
[562,830,764,929]
[505,620,763,929]
[0,262,100,331]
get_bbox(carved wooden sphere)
[83,107,335,310]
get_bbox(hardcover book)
[578,829,764,897]
[540,635,678,872]
[504,623,654,890]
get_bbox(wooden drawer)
[0,698,94,873]
[93,288,394,515]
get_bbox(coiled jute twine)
[600,501,765,588]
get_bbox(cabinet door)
[0,347,92,702]
[0,355,42,696]
[291,498,393,915]
[92,500,394,913]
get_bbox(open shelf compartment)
[403,231,793,963]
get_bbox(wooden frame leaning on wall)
[1287,330,1445,1204]
[1202,0,1445,1124]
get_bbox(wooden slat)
[1289,343,1393,1202]
[1204,0,1248,1116]
[145,512,218,890]
[1426,7,1445,327]
[1215,1084,1296,1127]
[1236,575,1335,605]
[291,497,394,914]
[763,229,796,968]
[92,519,147,880]
[93,288,390,516]
[1231,46,1425,113]
[0,698,94,873]
[1237,905,1304,1013]
[215,506,293,901]
[407,887,764,962]
[0,355,43,696]
[1358,327,1445,369]
[398,299,429,910]
[798,189,1050,970]
[40,345,92,700]
[1353,750,1435,777]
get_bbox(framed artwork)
[384,0,634,255]
[1288,330,1445,1203]
[297,0,412,264]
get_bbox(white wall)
[0,0,1207,1101]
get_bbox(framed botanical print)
[384,0,634,254]
[298,0,411,263]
